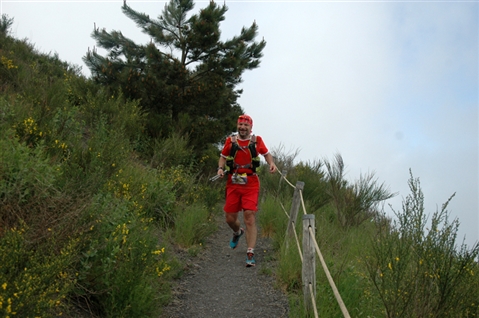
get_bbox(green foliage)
[83,0,265,150]
[58,117,132,194]
[365,171,479,317]
[323,153,396,228]
[0,19,225,317]
[277,240,303,293]
[150,132,192,168]
[194,141,223,175]
[173,203,216,247]
[312,215,384,317]
[293,160,330,212]
[79,90,146,142]
[0,135,60,206]
[105,161,177,228]
[257,195,288,248]
[76,193,170,317]
[0,18,79,98]
[261,144,300,200]
[0,14,14,35]
[5,8,478,317]
[259,153,478,317]
[0,224,78,317]
[197,179,224,211]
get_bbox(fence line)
[308,283,319,318]
[279,202,290,219]
[303,214,316,315]
[294,222,303,263]
[277,169,296,189]
[309,226,350,318]
[299,189,308,216]
[276,171,351,318]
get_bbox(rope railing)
[293,221,303,263]
[299,188,308,216]
[279,202,290,219]
[309,226,350,318]
[308,283,319,318]
[277,171,351,318]
[277,169,296,189]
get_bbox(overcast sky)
[3,0,478,247]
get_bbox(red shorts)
[224,186,259,213]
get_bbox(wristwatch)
[217,167,224,171]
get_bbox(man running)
[216,114,277,267]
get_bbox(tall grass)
[173,203,217,248]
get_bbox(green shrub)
[105,161,176,228]
[57,115,133,194]
[0,134,59,206]
[198,181,224,211]
[257,195,288,248]
[323,153,395,228]
[259,144,299,200]
[150,132,191,168]
[196,143,223,176]
[313,217,384,317]
[173,203,216,248]
[79,90,146,144]
[76,193,171,317]
[0,97,15,131]
[277,239,303,293]
[366,171,479,317]
[0,223,78,317]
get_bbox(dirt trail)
[160,214,290,318]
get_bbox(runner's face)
[237,122,251,138]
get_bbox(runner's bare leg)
[225,212,241,232]
[243,210,257,250]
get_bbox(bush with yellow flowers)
[0,223,78,317]
[74,193,172,317]
[365,172,479,317]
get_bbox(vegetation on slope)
[258,150,479,317]
[1,4,478,317]
[0,12,222,317]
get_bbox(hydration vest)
[225,134,261,173]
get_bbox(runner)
[216,114,277,266]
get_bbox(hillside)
[1,14,478,318]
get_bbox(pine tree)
[1,14,14,35]
[83,0,266,149]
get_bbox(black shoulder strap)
[249,135,257,158]
[229,134,239,157]
[230,134,257,159]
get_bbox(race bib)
[231,173,248,185]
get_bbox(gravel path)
[161,214,290,318]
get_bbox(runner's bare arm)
[263,153,276,173]
[217,156,227,177]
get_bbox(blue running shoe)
[229,228,244,249]
[246,252,255,267]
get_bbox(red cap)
[238,114,253,127]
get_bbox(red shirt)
[221,135,269,189]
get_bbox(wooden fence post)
[302,214,316,314]
[285,181,304,241]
